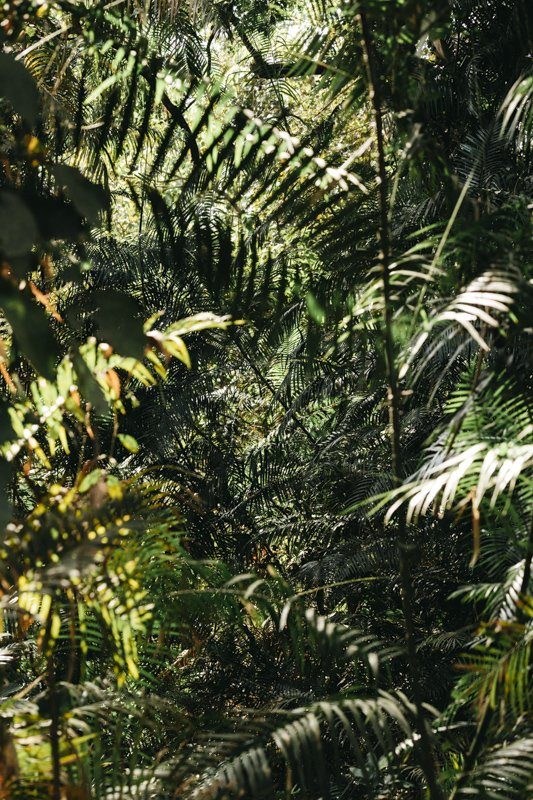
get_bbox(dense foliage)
[0,1,531,798]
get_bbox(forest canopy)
[0,1,531,798]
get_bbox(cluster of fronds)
[0,1,531,798]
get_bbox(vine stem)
[519,512,533,597]
[47,655,61,800]
[358,11,444,800]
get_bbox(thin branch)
[358,10,444,800]
[229,329,317,446]
[519,512,533,597]
[47,654,61,800]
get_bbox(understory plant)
[0,1,531,798]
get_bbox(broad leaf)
[92,291,146,359]
[53,165,109,225]
[0,53,39,125]
[0,280,60,379]
[0,192,38,258]
[117,433,139,453]
[72,351,108,414]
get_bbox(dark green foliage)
[0,1,530,798]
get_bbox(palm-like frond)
[0,1,532,798]
[455,736,533,799]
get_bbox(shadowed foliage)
[0,1,531,798]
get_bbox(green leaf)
[0,53,39,125]
[53,165,109,225]
[117,433,139,453]
[0,280,60,379]
[0,192,38,258]
[79,468,103,493]
[92,290,146,359]
[306,292,326,325]
[25,194,85,242]
[72,352,108,415]
[0,400,14,444]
